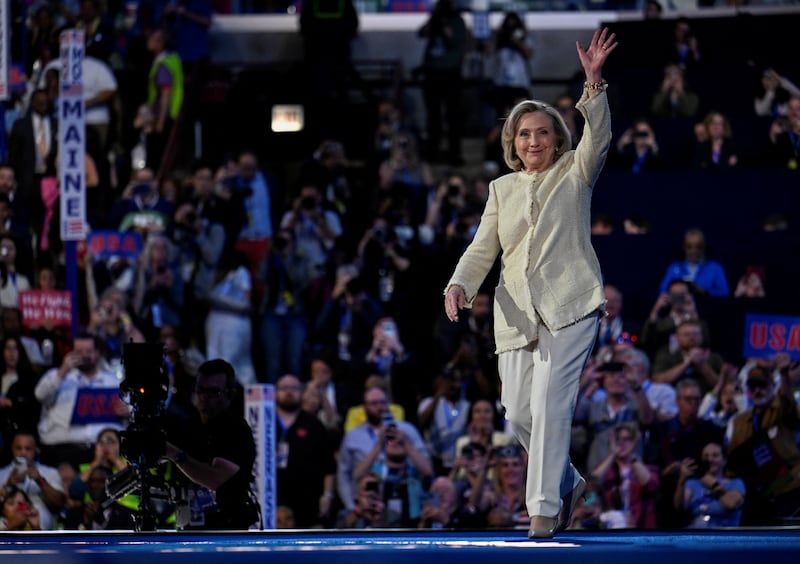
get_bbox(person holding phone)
[675,441,745,528]
[34,333,127,469]
[443,27,618,539]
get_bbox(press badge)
[277,441,290,469]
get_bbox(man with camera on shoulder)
[164,358,258,530]
[35,333,127,469]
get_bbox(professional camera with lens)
[107,342,179,531]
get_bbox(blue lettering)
[63,173,83,194]
[64,124,82,143]
[62,99,83,119]
[67,198,81,216]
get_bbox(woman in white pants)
[444,28,617,538]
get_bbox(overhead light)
[271,105,304,133]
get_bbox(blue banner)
[743,313,800,361]
[70,387,125,425]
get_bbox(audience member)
[733,265,766,298]
[336,385,428,511]
[726,361,800,526]
[205,250,255,387]
[590,422,659,529]
[0,235,32,309]
[698,364,746,430]
[417,475,459,528]
[0,336,40,465]
[639,278,706,360]
[34,333,127,468]
[334,472,403,528]
[486,444,528,529]
[675,440,745,528]
[767,95,800,170]
[275,374,337,528]
[0,432,66,529]
[648,379,725,528]
[595,284,641,351]
[617,346,678,422]
[651,319,723,392]
[61,464,135,530]
[574,359,654,473]
[612,117,664,173]
[692,111,738,169]
[657,228,730,297]
[754,69,800,118]
[145,29,184,173]
[0,485,41,530]
[651,64,699,119]
[490,12,534,116]
[417,0,466,165]
[352,414,433,527]
[343,375,405,433]
[417,367,471,475]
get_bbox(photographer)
[675,441,744,528]
[164,359,258,530]
[335,473,402,528]
[34,333,128,468]
[613,118,663,173]
[280,183,342,287]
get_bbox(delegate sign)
[743,313,800,361]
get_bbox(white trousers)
[498,312,599,518]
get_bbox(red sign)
[19,290,73,328]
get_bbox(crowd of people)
[1,0,799,533]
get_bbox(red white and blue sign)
[743,313,800,361]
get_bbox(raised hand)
[576,27,618,84]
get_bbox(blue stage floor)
[1,528,800,563]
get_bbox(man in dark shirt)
[166,359,258,529]
[275,374,337,527]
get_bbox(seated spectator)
[0,336,40,465]
[0,485,40,530]
[692,111,738,170]
[0,432,66,530]
[276,505,296,529]
[363,316,414,413]
[726,360,800,526]
[590,422,659,529]
[652,319,723,392]
[675,441,745,528]
[61,465,135,530]
[1,308,46,375]
[657,228,730,297]
[733,265,766,298]
[651,64,699,119]
[417,367,471,476]
[612,118,664,173]
[754,68,800,118]
[34,333,128,468]
[334,473,403,528]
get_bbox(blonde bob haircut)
[501,100,573,172]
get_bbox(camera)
[111,342,176,531]
[694,458,710,478]
[300,196,317,211]
[77,356,94,372]
[447,183,461,198]
[13,456,27,473]
[365,480,380,493]
[633,130,649,139]
[184,211,197,224]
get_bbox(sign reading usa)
[743,314,800,361]
[70,388,125,425]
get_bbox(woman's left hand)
[576,27,617,83]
